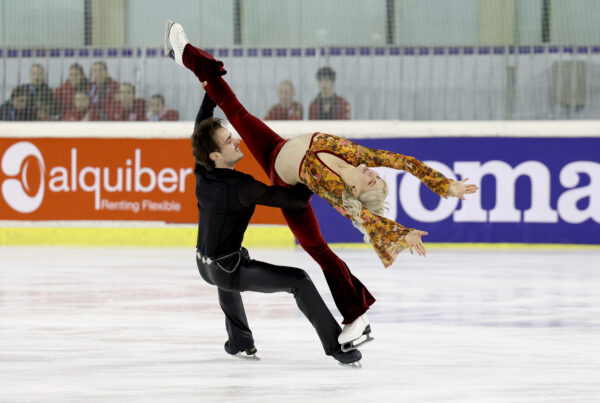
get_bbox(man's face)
[91,64,107,84]
[119,85,135,108]
[74,92,90,110]
[30,66,45,86]
[11,95,28,110]
[277,82,294,107]
[150,97,164,115]
[318,78,334,97]
[211,127,243,168]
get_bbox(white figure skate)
[164,19,188,66]
[338,313,374,352]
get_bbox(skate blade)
[231,352,261,361]
[340,333,374,353]
[338,361,362,369]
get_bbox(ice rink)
[1,245,599,402]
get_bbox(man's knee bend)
[292,269,313,288]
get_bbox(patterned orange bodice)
[299,132,451,268]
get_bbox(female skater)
[165,21,478,349]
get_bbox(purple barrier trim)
[3,45,600,60]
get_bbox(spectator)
[309,67,350,120]
[147,94,179,121]
[264,80,303,120]
[89,61,119,118]
[20,63,60,118]
[61,91,100,121]
[0,86,36,121]
[33,92,56,121]
[106,82,146,121]
[54,63,89,116]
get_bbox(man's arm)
[194,92,217,129]
[237,179,312,210]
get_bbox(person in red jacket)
[61,91,100,121]
[54,63,89,117]
[308,67,350,120]
[89,61,119,119]
[264,80,303,120]
[106,82,146,121]
[147,93,179,121]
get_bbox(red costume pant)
[183,44,375,323]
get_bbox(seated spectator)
[89,61,119,119]
[34,92,56,121]
[147,94,179,121]
[264,80,303,120]
[54,63,89,116]
[106,82,146,121]
[61,91,100,121]
[20,63,60,118]
[0,86,36,121]
[309,67,350,120]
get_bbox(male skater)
[191,87,362,366]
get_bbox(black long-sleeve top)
[194,93,309,258]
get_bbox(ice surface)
[1,246,599,402]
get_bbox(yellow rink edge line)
[0,226,295,247]
[0,226,598,249]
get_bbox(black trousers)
[196,249,341,356]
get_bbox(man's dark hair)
[92,61,108,71]
[191,117,225,171]
[11,86,30,99]
[316,66,336,81]
[151,94,165,105]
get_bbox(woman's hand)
[201,81,208,90]
[405,230,428,257]
[447,178,479,200]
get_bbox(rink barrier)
[0,225,296,247]
[1,121,599,246]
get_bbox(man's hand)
[447,178,479,200]
[405,230,428,257]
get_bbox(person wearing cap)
[308,67,350,120]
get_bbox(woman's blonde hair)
[342,181,389,243]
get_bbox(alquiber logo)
[1,141,46,213]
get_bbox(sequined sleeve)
[329,138,451,198]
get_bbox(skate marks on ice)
[0,246,599,402]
